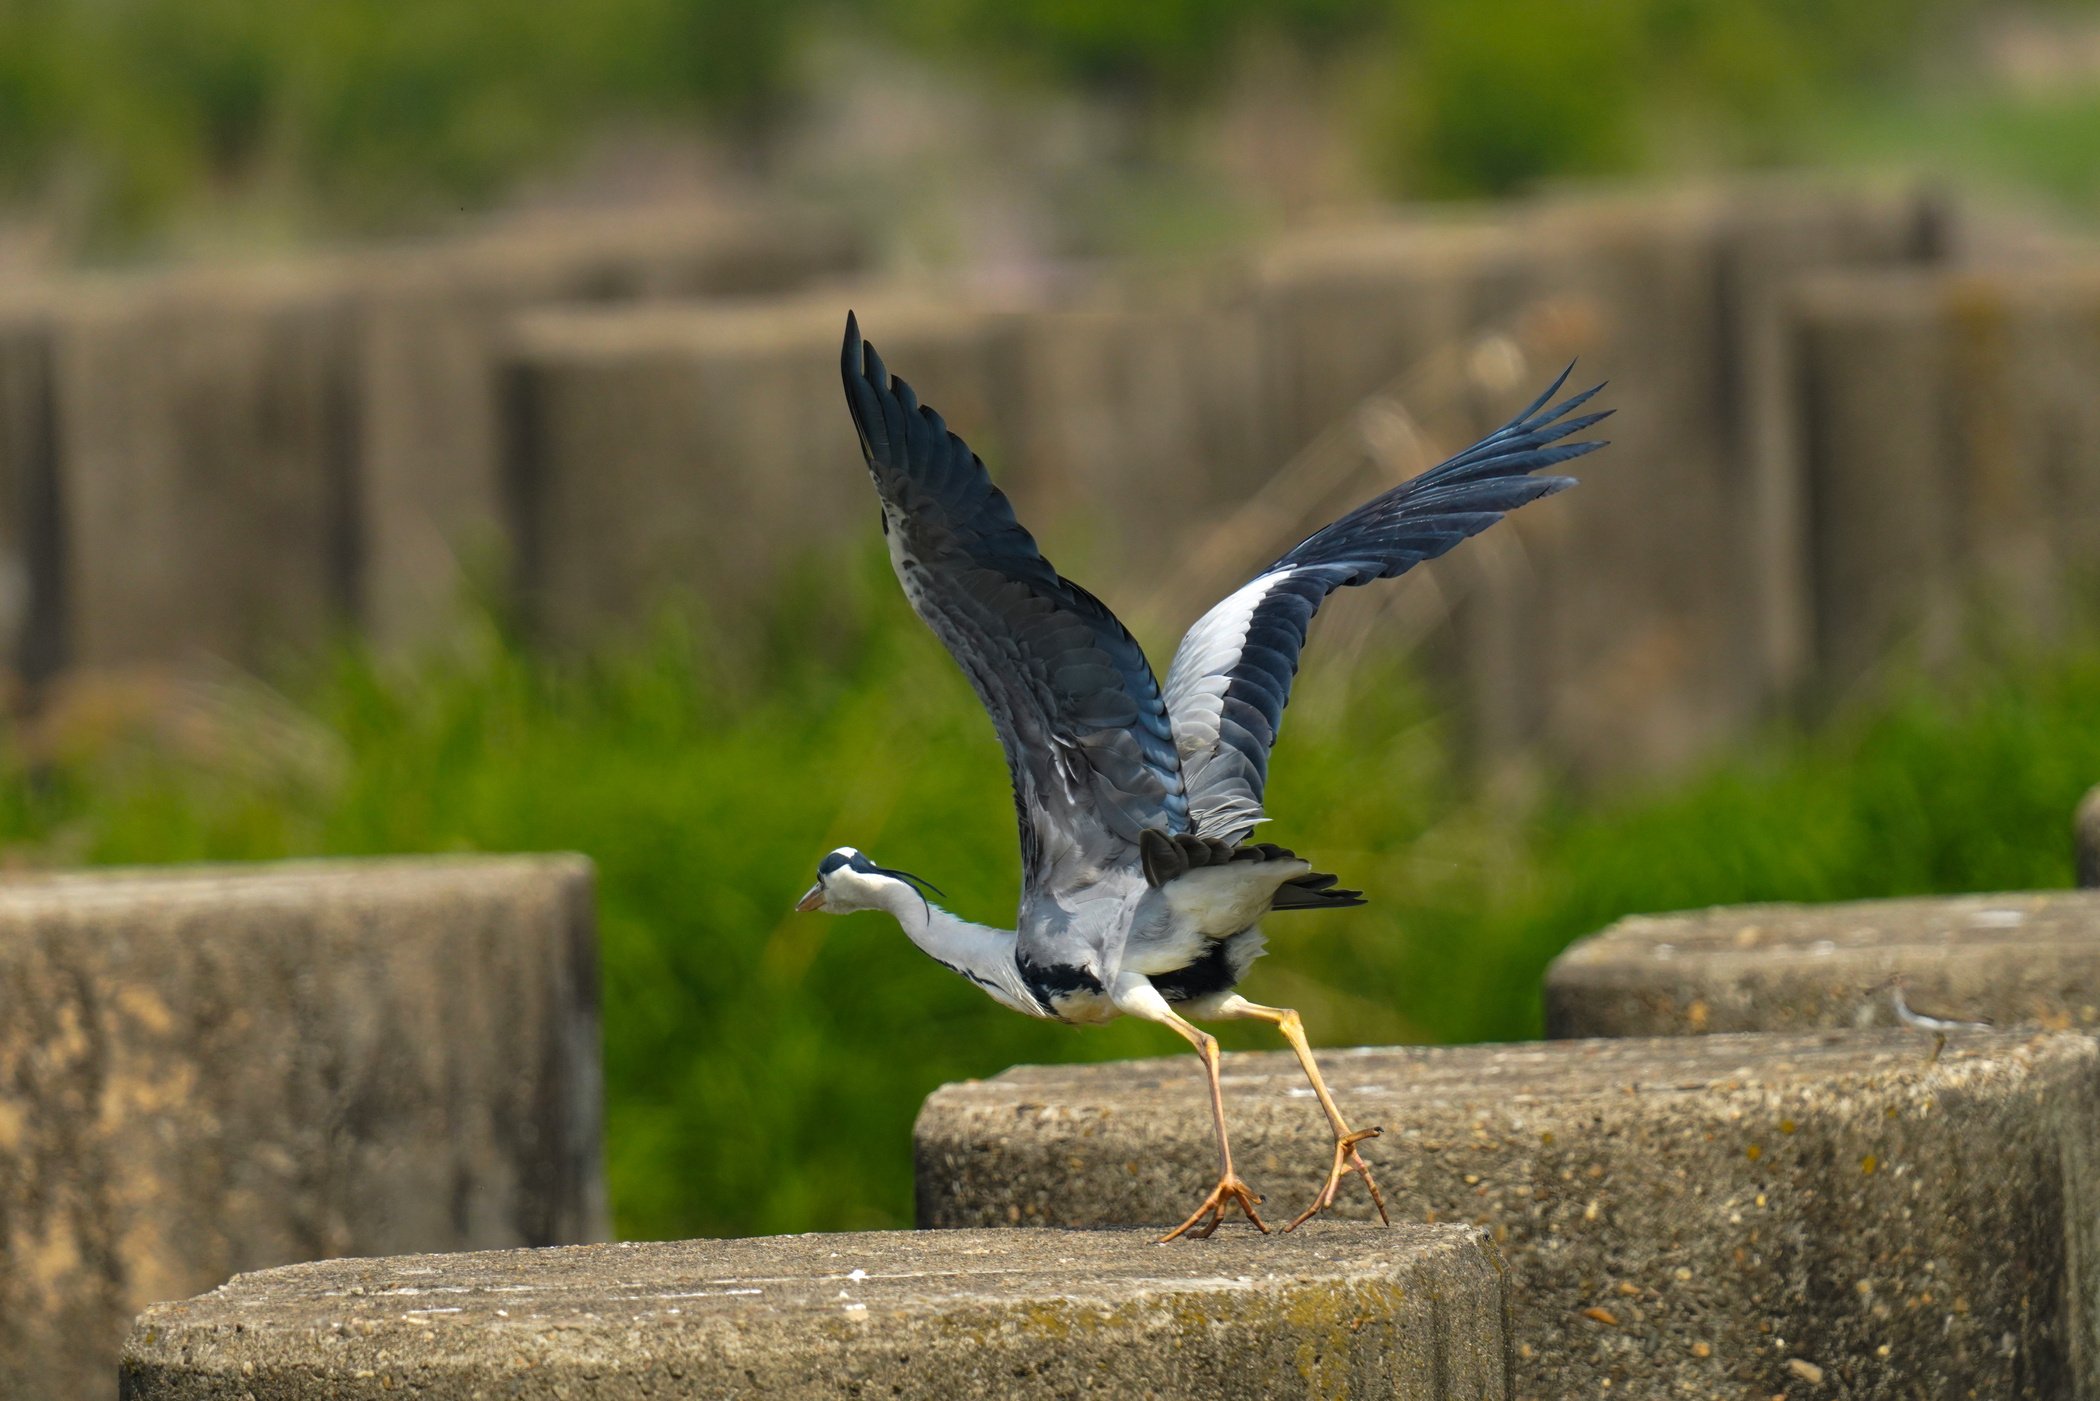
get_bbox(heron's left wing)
[1164,368,1608,842]
[840,313,1188,897]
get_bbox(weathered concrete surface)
[0,205,860,674]
[47,264,362,671]
[917,1032,2100,1400]
[1545,890,2100,1038]
[0,855,606,1401]
[1789,273,1980,694]
[2081,787,2100,889]
[1008,297,1270,587]
[1472,184,1942,782]
[1482,192,1747,785]
[350,204,863,647]
[1787,262,2100,699]
[120,1224,1511,1400]
[1251,216,1518,467]
[0,290,60,682]
[1244,184,1942,783]
[502,292,1027,648]
[1714,182,1948,704]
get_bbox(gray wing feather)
[1165,367,1610,841]
[840,313,1189,907]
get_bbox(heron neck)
[874,880,1040,1017]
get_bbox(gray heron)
[797,312,1608,1240]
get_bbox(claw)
[1286,1125,1389,1231]
[1159,1173,1269,1242]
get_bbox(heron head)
[794,846,945,915]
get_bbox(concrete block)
[1981,272,2100,593]
[1252,218,1518,463]
[1477,185,1944,782]
[46,265,361,671]
[0,292,60,683]
[1789,273,1965,694]
[1241,186,1944,784]
[917,1031,2100,1399]
[1247,216,1605,777]
[502,293,1025,648]
[1546,890,2100,1037]
[1487,194,1744,782]
[349,204,863,648]
[0,855,606,1401]
[1007,299,1269,590]
[1923,267,2100,634]
[1787,261,2100,699]
[1709,184,1946,702]
[119,1223,1511,1400]
[2081,787,2100,889]
[7,205,860,675]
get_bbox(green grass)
[4,562,2098,1240]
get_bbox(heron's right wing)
[840,314,1189,899]
[1164,368,1608,842]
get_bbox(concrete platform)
[916,1031,2100,1399]
[1544,890,2100,1037]
[119,1224,1510,1400]
[0,855,605,1401]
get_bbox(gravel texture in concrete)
[1545,889,2100,1037]
[121,1223,1510,1400]
[1,855,605,1401]
[917,1030,2100,1399]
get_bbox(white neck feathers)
[869,879,1040,1017]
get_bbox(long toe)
[1287,1127,1388,1231]
[1160,1174,1269,1243]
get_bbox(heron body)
[798,313,1609,1237]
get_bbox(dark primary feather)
[1164,367,1609,841]
[839,313,1190,902]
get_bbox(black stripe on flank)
[1149,942,1241,1004]
[1017,954,1104,1011]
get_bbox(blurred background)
[3,0,2100,1248]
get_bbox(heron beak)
[794,884,825,913]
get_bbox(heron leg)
[1110,976,1268,1242]
[1208,994,1389,1231]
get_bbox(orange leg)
[1210,995,1389,1231]
[1111,977,1268,1242]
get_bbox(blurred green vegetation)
[0,0,816,244]
[1809,82,2100,220]
[5,0,2096,251]
[3,553,2096,1240]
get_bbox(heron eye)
[818,851,851,876]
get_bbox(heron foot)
[1158,1173,1268,1242]
[1286,1126,1389,1231]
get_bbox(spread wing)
[1164,367,1609,842]
[840,313,1188,903]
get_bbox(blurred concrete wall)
[496,182,1957,783]
[0,202,865,681]
[9,182,2095,784]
